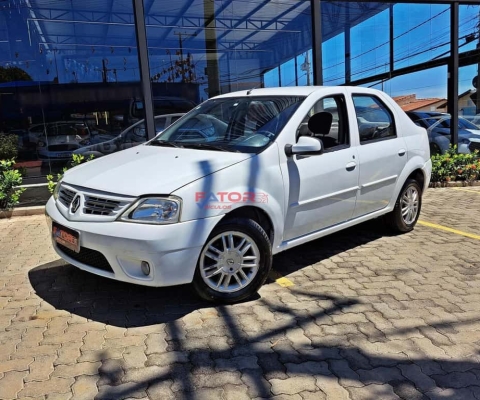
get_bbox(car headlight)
[120,197,181,224]
[53,180,62,201]
[38,141,46,147]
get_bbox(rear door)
[350,93,408,218]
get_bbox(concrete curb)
[429,180,480,188]
[0,206,45,219]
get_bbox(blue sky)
[268,3,480,101]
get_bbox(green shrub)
[47,153,94,193]
[430,146,480,183]
[0,159,26,210]
[0,133,18,160]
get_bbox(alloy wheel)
[199,231,260,293]
[401,186,419,225]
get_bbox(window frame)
[296,94,350,153]
[352,94,397,145]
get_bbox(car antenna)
[246,86,257,95]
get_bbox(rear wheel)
[192,218,272,303]
[385,179,422,233]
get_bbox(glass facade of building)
[0,0,478,204]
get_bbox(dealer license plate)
[52,222,80,253]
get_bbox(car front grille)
[84,196,121,216]
[57,243,114,273]
[469,142,480,153]
[57,185,128,217]
[58,187,76,208]
[47,144,78,151]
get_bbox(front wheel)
[192,218,272,303]
[385,179,422,233]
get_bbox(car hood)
[63,145,253,196]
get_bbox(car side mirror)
[285,136,324,157]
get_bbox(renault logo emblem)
[71,195,81,213]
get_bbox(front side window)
[353,95,396,143]
[297,95,349,151]
[150,96,305,153]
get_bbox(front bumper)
[45,197,223,287]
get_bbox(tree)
[0,66,33,83]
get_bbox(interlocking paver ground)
[1,186,480,399]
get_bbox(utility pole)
[174,31,196,83]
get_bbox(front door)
[283,95,359,241]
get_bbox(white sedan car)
[46,86,431,303]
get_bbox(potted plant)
[0,159,26,218]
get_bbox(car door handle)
[398,149,406,156]
[346,161,356,171]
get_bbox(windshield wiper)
[150,140,183,148]
[180,143,236,152]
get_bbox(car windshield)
[150,96,305,153]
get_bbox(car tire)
[192,218,272,304]
[385,179,422,233]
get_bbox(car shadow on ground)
[27,219,480,399]
[91,293,480,400]
[28,219,389,327]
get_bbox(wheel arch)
[220,206,275,246]
[407,168,426,193]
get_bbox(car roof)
[211,86,385,99]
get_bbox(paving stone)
[52,361,101,378]
[431,371,479,389]
[399,363,437,392]
[270,376,317,395]
[123,346,147,369]
[0,370,28,399]
[145,333,167,355]
[315,376,351,400]
[0,357,33,373]
[215,356,260,371]
[222,383,250,400]
[347,383,401,400]
[26,355,56,382]
[146,379,175,400]
[298,390,327,400]
[19,377,75,397]
[192,371,242,388]
[71,375,98,400]
[55,342,82,366]
[96,382,147,400]
[146,351,189,367]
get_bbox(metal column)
[447,2,459,149]
[345,5,351,85]
[311,0,323,85]
[204,0,221,97]
[389,4,394,77]
[132,0,155,140]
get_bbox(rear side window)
[352,95,396,144]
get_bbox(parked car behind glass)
[74,113,184,158]
[406,111,480,155]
